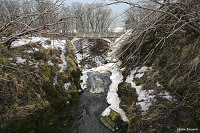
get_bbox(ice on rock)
[101,62,129,122]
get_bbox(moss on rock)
[100,109,121,132]
[100,116,116,131]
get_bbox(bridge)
[71,32,124,44]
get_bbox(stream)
[69,39,127,133]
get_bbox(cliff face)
[109,1,200,132]
[0,37,81,132]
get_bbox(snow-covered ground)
[11,37,68,72]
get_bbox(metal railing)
[75,32,124,38]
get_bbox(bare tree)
[70,2,114,33]
[0,0,67,46]
[0,0,115,47]
[124,0,159,29]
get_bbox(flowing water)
[69,39,125,133]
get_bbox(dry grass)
[116,0,200,132]
[0,39,81,132]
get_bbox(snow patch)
[135,66,149,78]
[27,48,39,53]
[74,39,90,64]
[113,27,124,32]
[33,48,39,51]
[47,60,54,66]
[28,61,38,66]
[156,82,161,87]
[102,62,129,122]
[159,91,172,101]
[48,39,67,72]
[136,88,155,112]
[34,38,68,72]
[53,76,58,85]
[64,83,71,90]
[8,58,14,60]
[156,82,172,101]
[125,66,155,113]
[11,39,31,47]
[108,27,124,32]
[105,57,118,63]
[58,54,68,72]
[30,37,48,42]
[27,50,34,53]
[76,52,83,64]
[16,57,27,64]
[80,71,88,90]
